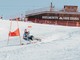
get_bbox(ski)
[22,38,41,45]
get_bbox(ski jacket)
[23,32,30,38]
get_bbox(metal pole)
[16,19,22,45]
[7,20,12,45]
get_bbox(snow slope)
[0,19,80,60]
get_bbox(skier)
[23,29,34,41]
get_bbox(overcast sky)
[0,0,80,19]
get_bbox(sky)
[0,0,80,19]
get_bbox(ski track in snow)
[0,20,80,60]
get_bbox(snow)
[0,19,80,60]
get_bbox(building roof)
[25,11,80,17]
[25,4,80,17]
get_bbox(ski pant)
[23,35,34,41]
